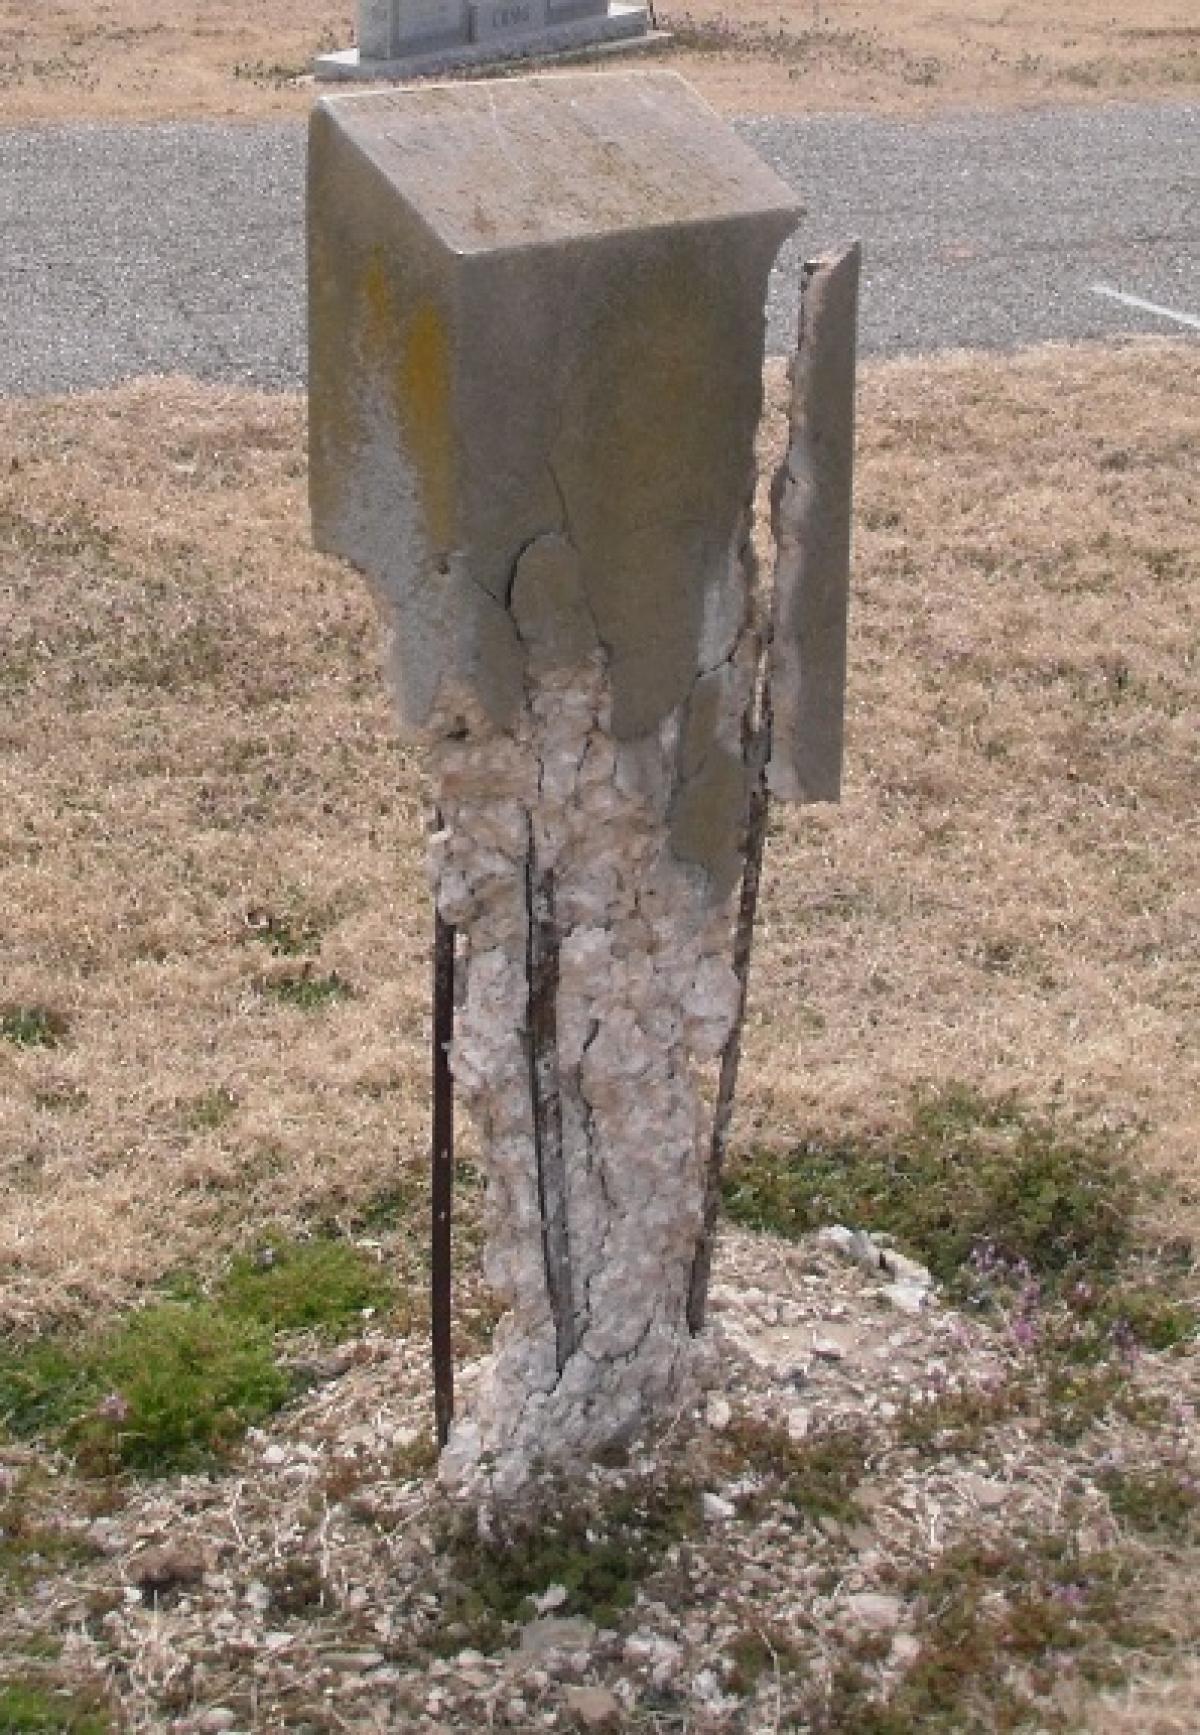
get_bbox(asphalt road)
[1,100,1196,395]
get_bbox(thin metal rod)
[431,899,456,1450]
[525,824,577,1371]
[527,818,579,1374]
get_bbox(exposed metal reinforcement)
[525,826,577,1373]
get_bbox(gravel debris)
[4,1226,1194,1731]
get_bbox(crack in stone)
[524,817,577,1376]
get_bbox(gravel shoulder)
[2,100,1196,397]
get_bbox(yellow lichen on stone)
[360,254,455,556]
[399,300,454,555]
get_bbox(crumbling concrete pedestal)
[309,73,804,1499]
[429,646,754,1494]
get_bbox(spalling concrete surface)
[2,101,1195,397]
[768,242,860,807]
[309,74,799,1495]
[309,73,798,764]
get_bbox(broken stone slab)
[310,71,798,759]
[769,242,861,804]
[817,1223,933,1291]
[316,0,656,82]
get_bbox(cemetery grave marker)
[316,0,655,82]
[308,71,858,1499]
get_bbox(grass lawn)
[1,340,1196,1727]
[0,0,1196,122]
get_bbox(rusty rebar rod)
[431,900,456,1450]
[526,825,577,1373]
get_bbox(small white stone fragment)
[961,1473,1009,1510]
[844,1592,905,1631]
[849,1229,885,1270]
[530,1583,569,1614]
[883,1250,934,1289]
[706,1395,732,1432]
[519,1616,597,1658]
[812,1334,847,1361]
[890,1632,921,1668]
[563,1685,621,1731]
[786,1406,811,1442]
[702,1492,736,1523]
[881,1282,929,1316]
[692,1668,724,1704]
[816,1225,856,1254]
[197,1713,238,1734]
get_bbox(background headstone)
[315,0,649,80]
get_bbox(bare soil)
[0,0,1196,124]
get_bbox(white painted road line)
[1089,283,1200,333]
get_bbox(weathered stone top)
[313,72,802,256]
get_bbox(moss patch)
[0,1234,392,1474]
[0,1006,69,1049]
[0,1683,110,1733]
[218,1235,392,1338]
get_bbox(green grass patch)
[0,1006,68,1049]
[724,1085,1137,1287]
[724,1086,1195,1360]
[0,1488,99,1589]
[724,1627,802,1696]
[0,1683,110,1733]
[0,1233,391,1474]
[717,1419,870,1527]
[179,1085,238,1132]
[243,906,324,957]
[259,968,353,1011]
[1099,1465,1199,1540]
[821,1526,1177,1733]
[219,1235,392,1338]
[0,1302,288,1475]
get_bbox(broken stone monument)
[314,0,653,82]
[308,72,857,1500]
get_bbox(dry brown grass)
[0,0,1196,123]
[1088,1655,1200,1734]
[658,0,1200,117]
[2,338,1197,1338]
[753,341,1200,1212]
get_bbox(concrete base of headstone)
[314,1,656,81]
[309,72,802,1503]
